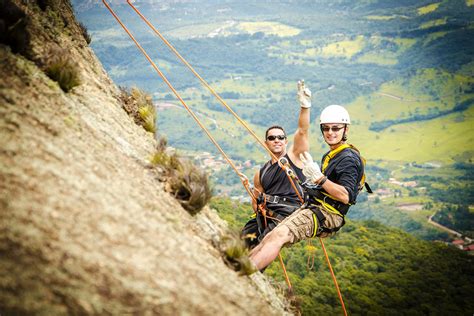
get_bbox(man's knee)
[266,224,291,246]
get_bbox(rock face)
[0,1,289,314]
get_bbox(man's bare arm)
[291,107,310,157]
[289,80,311,167]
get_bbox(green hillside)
[210,197,474,315]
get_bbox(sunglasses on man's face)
[321,125,345,133]
[266,135,286,141]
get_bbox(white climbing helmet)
[320,104,351,125]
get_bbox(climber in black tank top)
[241,80,312,249]
[259,153,305,202]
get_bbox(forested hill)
[211,197,474,315]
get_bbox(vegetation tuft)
[78,22,91,45]
[44,46,81,92]
[120,87,156,134]
[220,232,256,276]
[150,139,181,171]
[151,139,212,215]
[168,160,212,215]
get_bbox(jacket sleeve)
[334,155,362,203]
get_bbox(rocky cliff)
[0,1,290,314]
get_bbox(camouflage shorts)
[280,206,344,244]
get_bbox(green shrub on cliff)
[44,46,81,92]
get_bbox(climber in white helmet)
[249,104,369,271]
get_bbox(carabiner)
[278,156,289,166]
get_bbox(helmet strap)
[342,125,348,141]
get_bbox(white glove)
[297,80,312,108]
[299,151,323,183]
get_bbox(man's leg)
[250,207,318,271]
[258,204,298,240]
[249,224,293,270]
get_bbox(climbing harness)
[102,2,349,314]
[301,143,373,221]
[299,144,372,221]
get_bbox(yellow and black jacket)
[307,144,370,217]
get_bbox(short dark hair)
[265,125,286,139]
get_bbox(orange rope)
[122,2,302,290]
[319,238,348,316]
[278,157,304,202]
[126,0,274,159]
[103,4,346,310]
[278,253,292,290]
[126,0,304,205]
[102,0,256,202]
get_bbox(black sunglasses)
[321,125,345,133]
[267,135,286,141]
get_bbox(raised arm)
[288,80,311,168]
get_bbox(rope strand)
[126,0,275,159]
[320,238,348,316]
[126,0,304,205]
[102,0,256,203]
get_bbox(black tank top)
[259,154,306,200]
